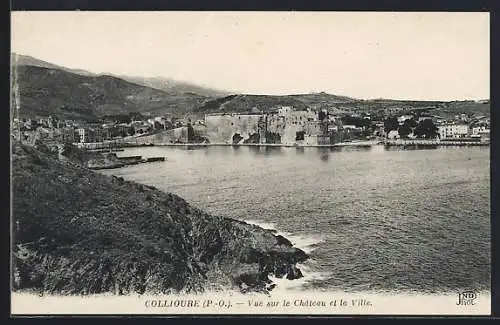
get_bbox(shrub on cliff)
[11,142,308,295]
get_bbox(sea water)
[101,145,490,295]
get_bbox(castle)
[204,106,332,145]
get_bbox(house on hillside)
[397,115,414,125]
[60,128,79,143]
[132,122,152,135]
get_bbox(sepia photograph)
[10,11,491,315]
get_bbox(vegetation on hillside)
[12,54,490,120]
[196,93,490,119]
[12,65,212,120]
[195,93,355,114]
[11,142,308,295]
[13,53,229,98]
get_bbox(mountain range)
[11,53,490,120]
[12,54,231,97]
[11,54,227,120]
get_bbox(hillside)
[12,53,96,77]
[12,65,211,120]
[11,53,489,119]
[11,142,308,294]
[116,75,231,98]
[427,100,490,118]
[195,92,357,114]
[12,53,227,102]
[194,93,433,114]
[196,93,490,118]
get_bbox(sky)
[11,11,490,100]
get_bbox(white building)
[438,123,469,139]
[387,130,400,139]
[277,106,293,116]
[472,126,490,136]
[77,128,87,143]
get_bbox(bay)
[100,145,491,294]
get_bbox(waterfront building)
[387,130,400,139]
[76,127,110,143]
[437,123,469,139]
[472,126,490,137]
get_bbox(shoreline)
[243,219,330,292]
[143,141,380,148]
[243,220,323,255]
[77,140,490,150]
[12,142,309,296]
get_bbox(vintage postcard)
[10,11,491,316]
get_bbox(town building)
[77,127,111,143]
[437,123,469,139]
[77,128,91,143]
[60,128,80,143]
[131,121,152,135]
[472,126,490,138]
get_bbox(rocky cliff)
[11,142,308,295]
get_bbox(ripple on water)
[100,146,491,294]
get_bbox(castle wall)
[204,109,330,146]
[129,127,188,144]
[267,110,325,145]
[205,114,265,144]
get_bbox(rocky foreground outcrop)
[11,142,308,295]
